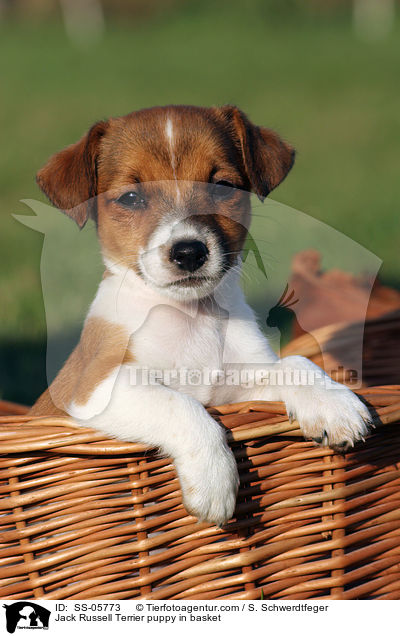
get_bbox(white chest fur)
[87,266,246,404]
[132,303,224,371]
[132,303,226,404]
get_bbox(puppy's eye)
[116,191,145,209]
[213,180,235,200]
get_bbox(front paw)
[175,429,239,526]
[286,383,372,450]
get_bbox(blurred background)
[1,0,399,405]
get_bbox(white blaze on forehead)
[165,117,174,141]
[165,116,181,204]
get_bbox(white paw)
[175,426,239,526]
[285,383,372,449]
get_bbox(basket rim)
[1,387,400,455]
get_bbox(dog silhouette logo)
[3,602,50,634]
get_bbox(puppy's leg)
[241,356,371,449]
[223,314,371,449]
[69,367,239,526]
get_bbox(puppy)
[30,105,371,525]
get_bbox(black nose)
[170,240,209,273]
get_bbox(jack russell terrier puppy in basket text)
[31,105,371,525]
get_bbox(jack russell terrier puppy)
[30,105,371,526]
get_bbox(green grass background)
[1,3,399,403]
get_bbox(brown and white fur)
[31,105,371,526]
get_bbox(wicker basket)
[1,386,400,601]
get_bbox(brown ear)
[36,120,109,228]
[217,106,295,200]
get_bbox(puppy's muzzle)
[169,240,209,273]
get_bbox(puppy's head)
[37,105,294,300]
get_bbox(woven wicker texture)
[1,386,400,601]
[282,310,400,388]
